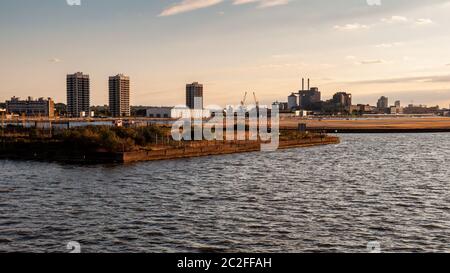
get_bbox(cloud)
[380,16,435,26]
[358,59,386,65]
[351,74,450,84]
[335,14,436,33]
[49,58,62,63]
[333,23,370,31]
[159,0,290,16]
[159,0,224,17]
[374,42,404,48]
[233,0,289,7]
[256,0,290,8]
[381,15,408,24]
[415,18,434,26]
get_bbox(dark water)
[1,134,449,253]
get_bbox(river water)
[0,134,449,253]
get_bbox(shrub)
[54,125,167,152]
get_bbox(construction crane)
[253,92,259,108]
[241,92,248,106]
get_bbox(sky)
[1,0,450,107]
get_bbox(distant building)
[6,96,55,117]
[145,106,211,119]
[389,100,403,114]
[146,107,173,118]
[186,82,203,110]
[321,92,353,114]
[332,92,352,109]
[298,79,320,109]
[349,105,359,114]
[355,104,377,114]
[377,96,389,110]
[272,102,289,112]
[131,106,150,117]
[390,106,403,114]
[403,105,439,115]
[67,72,90,117]
[295,110,308,117]
[109,74,130,117]
[288,93,298,110]
[54,103,67,117]
[91,105,110,117]
[299,87,321,110]
[172,106,211,119]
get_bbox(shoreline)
[279,116,450,134]
[283,128,450,134]
[0,136,340,164]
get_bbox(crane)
[241,92,248,106]
[253,92,259,108]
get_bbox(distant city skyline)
[1,0,450,107]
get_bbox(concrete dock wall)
[121,137,339,163]
[0,136,339,163]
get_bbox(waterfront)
[0,133,449,253]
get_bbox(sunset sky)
[1,0,450,107]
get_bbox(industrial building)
[272,102,289,112]
[282,78,322,112]
[109,74,131,117]
[288,93,298,110]
[281,78,355,114]
[298,78,321,110]
[5,96,55,117]
[67,72,90,117]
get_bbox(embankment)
[0,136,339,164]
[280,117,450,133]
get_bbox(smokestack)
[302,78,304,91]
[308,78,310,90]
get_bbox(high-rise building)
[395,100,401,108]
[377,96,389,109]
[186,82,203,109]
[109,74,130,117]
[6,96,55,117]
[67,72,90,117]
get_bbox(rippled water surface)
[1,134,450,253]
